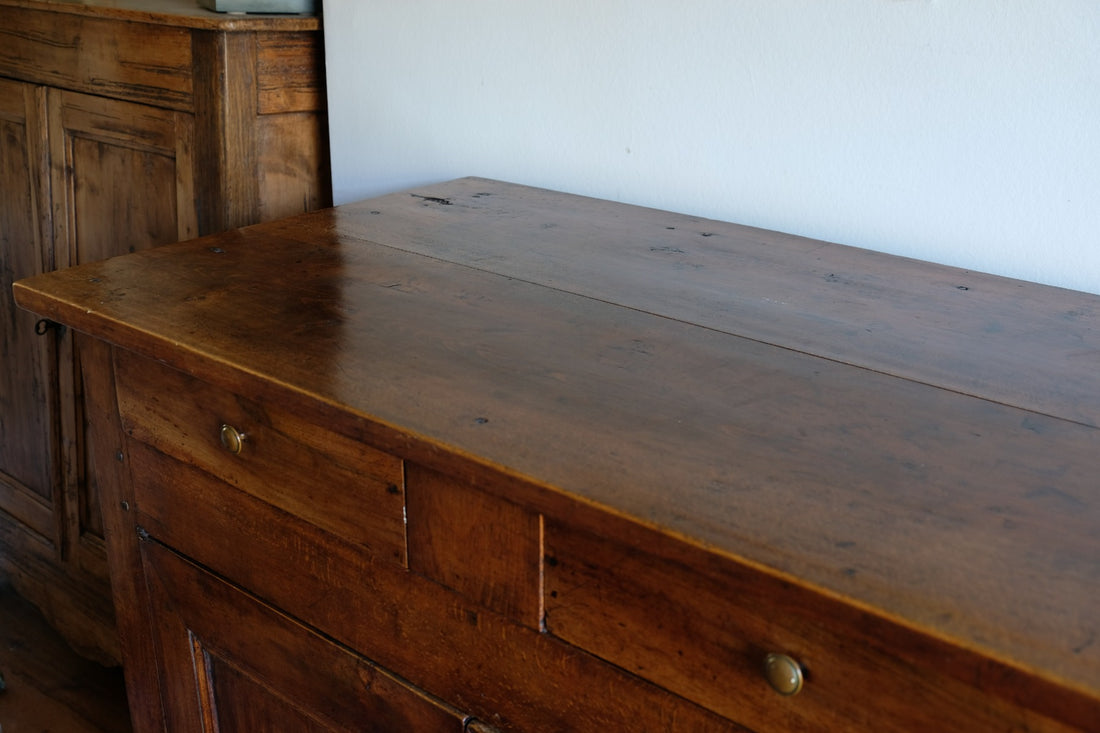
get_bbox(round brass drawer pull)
[764,653,804,696]
[219,424,246,455]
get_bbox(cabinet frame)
[0,0,329,664]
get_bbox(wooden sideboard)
[13,178,1099,731]
[0,0,329,663]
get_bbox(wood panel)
[251,30,331,224]
[0,511,118,664]
[78,337,166,732]
[544,520,1078,732]
[142,542,470,732]
[192,30,259,232]
[116,354,407,566]
[46,88,196,613]
[254,111,331,224]
[128,436,743,732]
[0,581,130,733]
[0,78,124,668]
[191,29,331,232]
[325,178,1100,428]
[0,78,54,538]
[256,32,327,114]
[201,658,337,733]
[406,464,542,627]
[50,89,196,268]
[0,8,193,110]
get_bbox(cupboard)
[14,178,1099,730]
[0,0,328,663]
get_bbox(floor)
[0,582,132,733]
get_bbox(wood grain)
[254,111,330,223]
[324,178,1100,429]
[545,519,1080,731]
[13,195,1098,710]
[129,433,743,731]
[192,29,330,232]
[142,541,470,732]
[0,77,121,667]
[406,463,542,627]
[0,0,320,31]
[0,0,328,666]
[13,178,1099,730]
[77,336,160,731]
[117,352,408,567]
[256,32,327,114]
[0,8,194,110]
[0,582,130,733]
[0,78,54,537]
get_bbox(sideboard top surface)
[0,0,320,30]
[13,177,1099,702]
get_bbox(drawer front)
[0,9,193,110]
[543,521,1074,732]
[115,350,406,567]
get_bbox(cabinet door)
[48,88,197,268]
[47,88,197,579]
[0,79,57,544]
[141,539,471,733]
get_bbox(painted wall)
[324,1,1100,294]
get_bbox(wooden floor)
[0,582,132,733]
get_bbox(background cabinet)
[0,0,329,664]
[0,78,55,592]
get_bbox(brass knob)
[219,424,246,455]
[764,653,804,696]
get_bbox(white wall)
[324,1,1100,295]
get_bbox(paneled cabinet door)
[141,539,472,733]
[0,86,199,662]
[47,88,198,270]
[0,78,56,550]
[47,88,198,588]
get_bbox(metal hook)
[34,319,64,336]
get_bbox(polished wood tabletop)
[14,177,1100,723]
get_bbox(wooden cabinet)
[13,179,1099,730]
[0,0,329,663]
[0,77,55,584]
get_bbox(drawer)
[114,350,406,567]
[543,520,1074,732]
[0,9,193,110]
